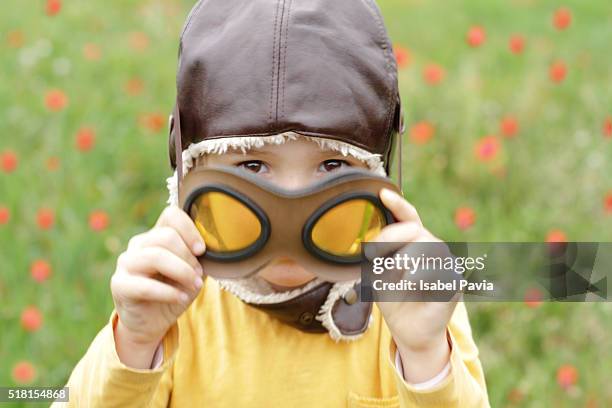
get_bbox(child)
[54,0,489,406]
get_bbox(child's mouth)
[259,257,317,291]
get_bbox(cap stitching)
[275,0,288,121]
[269,0,281,124]
[281,0,293,119]
[359,0,396,151]
[179,0,205,40]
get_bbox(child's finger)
[154,206,206,256]
[129,227,202,276]
[379,188,422,226]
[112,273,190,305]
[371,221,421,243]
[118,247,202,292]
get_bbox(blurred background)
[1,0,611,406]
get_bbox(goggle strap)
[173,101,183,201]
[396,98,405,196]
[397,124,403,196]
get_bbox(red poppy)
[21,306,43,332]
[75,127,96,152]
[603,117,612,138]
[546,229,567,243]
[140,113,165,133]
[556,364,578,389]
[12,361,36,384]
[604,191,612,214]
[129,32,150,51]
[474,135,500,161]
[454,207,476,230]
[44,89,68,111]
[46,0,62,16]
[549,61,567,83]
[466,26,486,47]
[423,64,445,85]
[500,116,519,138]
[37,208,55,230]
[46,156,60,171]
[124,77,144,96]
[0,206,10,225]
[409,121,435,144]
[1,149,18,173]
[524,287,543,308]
[553,7,572,30]
[7,30,24,48]
[508,34,525,54]
[393,44,410,69]
[83,43,102,61]
[507,388,524,403]
[31,259,52,283]
[89,210,109,231]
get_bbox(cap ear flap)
[168,113,176,170]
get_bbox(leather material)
[249,282,332,333]
[248,281,372,336]
[332,284,373,336]
[168,0,403,172]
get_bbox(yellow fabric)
[52,278,489,407]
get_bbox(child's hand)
[374,188,458,383]
[110,206,205,368]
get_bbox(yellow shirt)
[52,278,489,407]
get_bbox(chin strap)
[244,281,372,340]
[173,102,183,200]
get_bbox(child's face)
[193,137,369,290]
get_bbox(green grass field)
[1,0,611,406]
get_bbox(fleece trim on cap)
[166,131,386,207]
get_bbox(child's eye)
[319,159,350,173]
[237,160,269,174]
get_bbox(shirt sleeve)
[394,348,451,390]
[391,302,490,407]
[150,344,164,369]
[50,309,179,408]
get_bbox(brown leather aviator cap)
[169,0,403,171]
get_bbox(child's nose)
[274,172,313,191]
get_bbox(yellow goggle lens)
[190,191,262,252]
[311,199,385,257]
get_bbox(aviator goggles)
[177,165,401,282]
